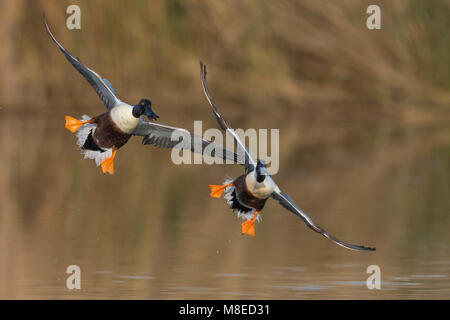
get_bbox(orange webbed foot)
[101,157,114,175]
[100,148,117,175]
[65,115,93,133]
[241,219,255,237]
[241,211,259,237]
[209,183,233,198]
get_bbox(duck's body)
[109,104,141,135]
[230,173,273,212]
[64,99,156,174]
[89,113,132,150]
[45,17,159,174]
[86,104,138,150]
[201,62,375,251]
[210,163,276,234]
[45,16,243,174]
[218,172,272,225]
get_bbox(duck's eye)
[141,102,145,106]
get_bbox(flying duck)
[200,62,375,251]
[45,16,241,173]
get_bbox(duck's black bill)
[145,107,159,121]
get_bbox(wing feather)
[44,15,121,109]
[133,120,244,164]
[199,61,256,171]
[272,191,376,251]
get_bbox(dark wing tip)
[320,226,376,251]
[200,61,207,77]
[361,245,376,251]
[43,14,58,43]
[43,12,49,30]
[344,243,376,251]
[308,222,377,252]
[316,224,376,251]
[273,192,376,252]
[43,13,53,36]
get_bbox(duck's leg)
[209,182,233,198]
[241,211,259,237]
[100,147,118,175]
[65,115,94,133]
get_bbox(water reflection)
[272,285,329,291]
[1,113,450,299]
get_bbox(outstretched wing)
[199,61,256,171]
[272,191,376,251]
[44,15,121,109]
[133,119,244,164]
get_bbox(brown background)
[0,0,449,298]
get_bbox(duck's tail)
[73,115,113,167]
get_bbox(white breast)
[110,104,139,134]
[245,171,278,199]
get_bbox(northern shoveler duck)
[200,62,375,251]
[45,16,241,173]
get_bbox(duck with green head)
[45,16,243,174]
[200,62,375,251]
[45,17,160,174]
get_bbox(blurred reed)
[0,0,449,299]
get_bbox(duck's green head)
[133,99,159,121]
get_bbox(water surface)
[1,113,450,299]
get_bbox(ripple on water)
[325,263,364,269]
[92,271,113,274]
[411,274,447,279]
[272,285,328,291]
[336,281,420,287]
[111,280,126,284]
[170,287,216,293]
[272,266,305,272]
[117,275,155,280]
[214,273,248,278]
